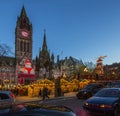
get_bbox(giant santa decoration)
[18,59,35,84]
[24,60,34,74]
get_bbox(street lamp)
[54,70,62,97]
[84,67,88,72]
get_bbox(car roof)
[102,87,120,90]
[0,91,11,94]
[85,83,103,87]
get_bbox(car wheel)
[76,94,80,99]
[86,93,92,99]
[114,106,120,116]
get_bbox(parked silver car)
[0,91,15,110]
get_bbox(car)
[0,91,15,109]
[0,102,76,116]
[76,83,104,99]
[83,88,120,116]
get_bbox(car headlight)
[84,102,89,106]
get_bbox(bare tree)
[0,43,12,56]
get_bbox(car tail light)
[10,93,15,99]
[100,104,112,108]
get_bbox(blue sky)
[0,0,120,65]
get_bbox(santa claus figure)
[24,60,35,74]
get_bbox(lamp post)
[83,67,89,79]
[54,70,62,97]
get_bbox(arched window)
[20,41,22,51]
[27,42,29,52]
[24,42,26,52]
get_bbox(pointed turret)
[20,6,27,17]
[51,53,54,62]
[16,6,32,30]
[42,29,48,51]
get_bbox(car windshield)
[84,84,95,89]
[84,85,93,90]
[94,88,120,97]
[84,84,101,90]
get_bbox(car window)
[84,84,102,91]
[95,89,120,97]
[0,93,9,100]
[84,84,94,89]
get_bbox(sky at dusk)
[0,0,120,65]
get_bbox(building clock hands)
[21,31,28,37]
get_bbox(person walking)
[42,87,49,100]
[38,88,42,97]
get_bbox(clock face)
[21,31,28,37]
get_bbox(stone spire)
[20,5,27,17]
[42,29,48,51]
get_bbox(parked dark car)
[0,102,76,116]
[76,83,104,99]
[83,88,120,116]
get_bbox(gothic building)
[15,6,32,64]
[35,30,55,79]
[15,6,55,82]
[15,6,35,84]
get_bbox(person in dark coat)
[42,87,49,100]
[38,89,42,97]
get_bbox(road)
[40,96,84,110]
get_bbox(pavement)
[16,92,77,103]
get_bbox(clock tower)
[15,6,32,65]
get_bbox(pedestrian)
[13,87,19,97]
[57,87,61,96]
[42,87,49,100]
[38,88,42,97]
